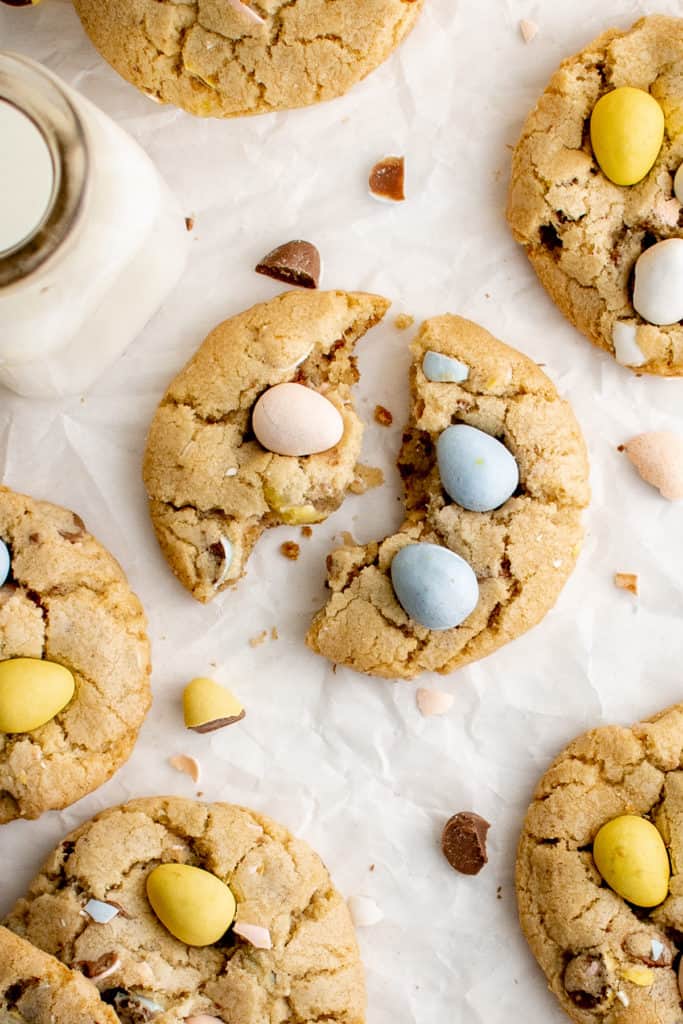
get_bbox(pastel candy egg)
[146,864,236,946]
[593,815,670,908]
[437,424,519,512]
[633,238,683,326]
[252,383,343,457]
[0,540,9,587]
[590,87,664,186]
[422,351,469,383]
[390,543,479,631]
[0,657,75,733]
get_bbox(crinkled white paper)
[3,3,683,1022]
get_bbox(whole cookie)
[306,315,590,679]
[517,703,683,1024]
[0,487,151,822]
[0,926,119,1024]
[143,289,389,603]
[507,16,683,375]
[5,796,366,1024]
[71,0,424,118]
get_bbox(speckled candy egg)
[390,542,479,631]
[252,382,343,457]
[437,424,519,512]
[633,238,683,326]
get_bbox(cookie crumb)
[169,754,201,784]
[255,240,321,289]
[185,216,195,232]
[249,630,269,648]
[374,405,393,427]
[271,626,279,640]
[301,526,313,538]
[615,572,639,596]
[280,541,301,561]
[496,885,502,900]
[394,313,415,330]
[369,156,406,202]
[349,463,384,495]
[519,18,538,43]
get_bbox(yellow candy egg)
[593,815,670,908]
[146,864,236,946]
[0,657,75,733]
[590,87,664,186]
[182,677,245,732]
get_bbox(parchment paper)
[2,2,683,1021]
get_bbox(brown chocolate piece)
[255,240,321,289]
[190,709,246,734]
[441,811,490,875]
[1,1,39,6]
[59,513,86,542]
[563,954,611,1009]
[369,156,406,202]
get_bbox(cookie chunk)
[517,703,683,1024]
[5,796,366,1024]
[507,16,683,375]
[143,290,389,603]
[71,0,424,118]
[306,316,589,679]
[0,926,119,1024]
[0,487,151,822]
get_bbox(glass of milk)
[0,52,188,397]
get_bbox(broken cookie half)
[143,289,390,603]
[306,315,590,679]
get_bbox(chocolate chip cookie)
[143,289,389,603]
[507,16,683,375]
[0,926,119,1024]
[71,0,424,118]
[0,487,151,822]
[306,315,590,679]
[517,702,683,1024]
[5,796,366,1024]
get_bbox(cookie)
[306,315,590,679]
[507,16,683,376]
[5,796,366,1024]
[0,487,151,822]
[516,702,683,1024]
[0,926,120,1024]
[71,0,424,118]
[143,289,389,603]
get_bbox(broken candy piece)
[348,895,384,928]
[183,677,245,733]
[227,0,265,23]
[624,431,683,500]
[369,156,406,202]
[233,921,272,949]
[614,572,639,596]
[255,240,321,289]
[416,688,454,717]
[441,811,490,875]
[519,19,538,43]
[169,753,201,785]
[83,898,120,924]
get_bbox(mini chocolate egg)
[0,540,9,587]
[252,383,343,457]
[633,238,683,326]
[437,424,519,512]
[590,87,664,187]
[390,542,479,631]
[422,351,469,383]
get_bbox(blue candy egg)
[422,350,469,383]
[390,542,479,631]
[437,424,519,512]
[0,540,9,587]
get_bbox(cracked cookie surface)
[71,0,424,118]
[0,926,120,1024]
[0,487,151,823]
[306,315,590,679]
[507,15,683,376]
[517,702,683,1024]
[5,796,365,1024]
[143,289,389,603]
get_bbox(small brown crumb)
[349,464,384,495]
[496,886,502,900]
[369,864,375,872]
[340,531,357,547]
[301,526,313,538]
[441,812,490,876]
[369,156,405,202]
[280,541,300,561]
[617,444,626,452]
[394,313,414,331]
[519,18,538,43]
[374,405,393,427]
[255,240,321,289]
[615,572,639,596]
[185,216,195,231]
[270,626,279,640]
[249,629,269,648]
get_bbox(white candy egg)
[633,238,683,326]
[252,383,344,457]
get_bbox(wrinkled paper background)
[3,2,683,1021]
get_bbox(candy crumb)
[233,922,273,949]
[249,630,269,648]
[348,895,384,928]
[169,754,201,784]
[280,541,300,561]
[185,216,195,232]
[615,572,639,596]
[301,526,313,538]
[394,314,415,330]
[651,939,665,962]
[82,899,120,924]
[374,405,393,427]
[349,464,384,495]
[416,688,454,717]
[271,626,279,640]
[519,18,538,42]
[616,991,630,1008]
[227,0,265,22]
[369,156,406,202]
